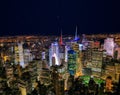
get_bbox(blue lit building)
[68,49,77,75]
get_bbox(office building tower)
[49,47,52,66]
[91,49,103,77]
[104,38,115,57]
[14,42,25,67]
[24,49,33,65]
[49,42,60,66]
[68,49,77,75]
[65,46,69,62]
[75,51,83,77]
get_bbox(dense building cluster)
[0,33,120,95]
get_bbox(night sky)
[0,0,120,36]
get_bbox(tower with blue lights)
[68,49,77,75]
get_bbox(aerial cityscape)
[0,33,120,95]
[1,0,120,95]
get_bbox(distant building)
[23,49,33,65]
[87,40,100,49]
[15,43,33,67]
[14,42,24,67]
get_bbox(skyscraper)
[49,42,61,66]
[68,49,77,75]
[104,38,115,57]
[14,42,25,67]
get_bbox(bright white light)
[79,44,83,51]
[65,46,68,62]
[52,53,59,65]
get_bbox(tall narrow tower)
[74,26,78,41]
[59,30,63,45]
[14,42,25,68]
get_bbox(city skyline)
[1,0,120,36]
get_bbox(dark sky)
[0,0,120,36]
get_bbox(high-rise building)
[23,49,33,66]
[49,47,52,66]
[59,45,65,64]
[39,60,51,85]
[68,50,77,75]
[49,42,60,66]
[14,42,25,67]
[65,46,69,62]
[104,38,115,57]
[83,48,92,63]
[75,51,83,77]
[91,49,103,76]
[86,48,103,77]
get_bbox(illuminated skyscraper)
[24,49,33,65]
[65,46,69,62]
[68,50,77,75]
[49,47,52,66]
[104,38,115,57]
[49,42,60,66]
[14,42,24,67]
[59,45,65,64]
[75,51,83,77]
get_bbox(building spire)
[75,26,78,40]
[60,29,63,45]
